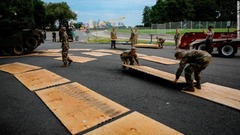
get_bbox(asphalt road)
[0,40,240,135]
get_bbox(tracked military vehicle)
[0,20,44,55]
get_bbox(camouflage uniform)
[120,51,139,65]
[61,30,72,66]
[129,29,137,47]
[110,28,117,48]
[175,50,212,88]
[174,30,180,49]
[156,37,165,48]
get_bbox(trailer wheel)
[196,44,206,50]
[13,46,24,55]
[218,44,237,57]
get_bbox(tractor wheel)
[196,44,206,50]
[1,48,13,56]
[13,46,24,55]
[218,44,237,57]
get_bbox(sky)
[42,0,156,27]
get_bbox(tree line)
[0,0,77,29]
[142,0,237,27]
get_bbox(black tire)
[196,44,206,50]
[218,44,237,57]
[1,48,13,56]
[13,46,24,55]
[25,37,37,48]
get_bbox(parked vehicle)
[179,30,240,57]
[0,20,44,55]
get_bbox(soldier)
[134,27,138,44]
[129,28,136,47]
[204,26,214,54]
[156,36,165,48]
[60,27,73,67]
[120,47,140,66]
[110,27,117,48]
[174,50,212,92]
[174,28,181,49]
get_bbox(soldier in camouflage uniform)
[156,36,165,48]
[120,47,140,66]
[174,28,180,49]
[129,28,137,47]
[174,50,212,92]
[61,27,73,67]
[110,27,117,49]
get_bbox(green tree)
[215,0,237,21]
[150,0,167,23]
[191,0,218,21]
[165,0,194,22]
[142,6,152,27]
[44,2,77,29]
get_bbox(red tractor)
[179,30,240,57]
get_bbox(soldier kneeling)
[120,47,140,68]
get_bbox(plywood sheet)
[123,65,186,83]
[44,49,61,53]
[69,49,92,51]
[93,49,123,54]
[134,43,160,48]
[85,111,183,135]
[36,52,62,57]
[140,56,179,65]
[14,69,70,91]
[0,62,41,74]
[36,82,130,134]
[183,82,240,110]
[82,52,112,57]
[54,56,96,63]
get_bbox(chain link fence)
[151,21,237,34]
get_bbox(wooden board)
[183,82,240,110]
[14,69,70,91]
[134,43,160,49]
[44,49,61,53]
[82,52,112,57]
[36,82,130,134]
[35,52,63,57]
[140,56,179,65]
[0,62,41,74]
[93,49,123,54]
[84,111,183,135]
[123,64,186,83]
[54,56,97,63]
[69,49,92,51]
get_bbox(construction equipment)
[179,30,240,57]
[0,20,44,55]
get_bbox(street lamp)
[14,12,17,20]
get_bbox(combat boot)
[61,63,67,67]
[68,60,73,65]
[182,85,195,92]
[195,81,201,89]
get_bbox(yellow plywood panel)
[140,56,179,65]
[36,52,62,57]
[183,82,240,110]
[134,44,160,48]
[93,49,123,54]
[69,49,92,51]
[36,82,129,134]
[85,111,183,135]
[123,65,186,83]
[0,62,41,74]
[14,69,70,91]
[82,52,112,57]
[44,49,61,53]
[136,53,148,57]
[54,56,96,63]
